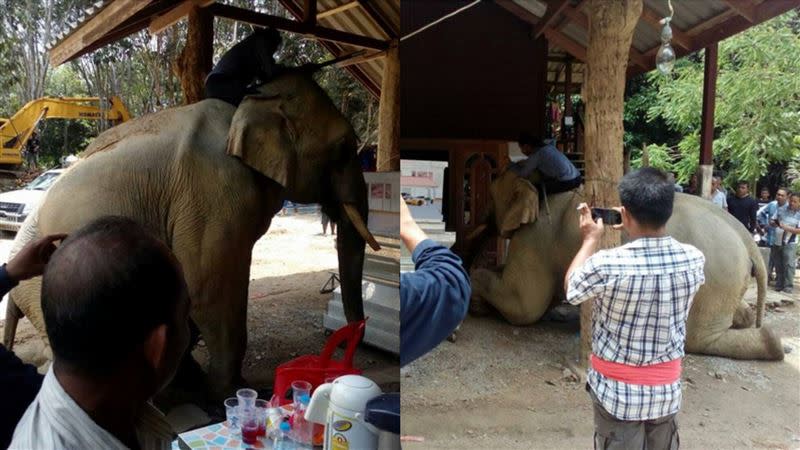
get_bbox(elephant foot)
[731,302,755,329]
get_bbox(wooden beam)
[532,0,570,39]
[544,28,586,62]
[640,6,691,50]
[722,0,758,22]
[699,43,718,166]
[317,1,359,20]
[628,46,649,69]
[50,0,150,66]
[149,0,215,35]
[208,3,389,50]
[303,0,316,26]
[356,0,397,38]
[336,49,385,68]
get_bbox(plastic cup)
[224,398,240,431]
[236,388,258,410]
[255,399,268,438]
[291,380,312,407]
[240,408,260,445]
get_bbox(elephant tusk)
[342,204,381,251]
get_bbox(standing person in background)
[399,200,470,366]
[758,187,788,279]
[565,168,705,449]
[321,212,336,236]
[25,132,39,169]
[758,187,771,206]
[710,176,728,211]
[772,192,800,294]
[727,181,759,233]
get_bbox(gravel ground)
[401,281,799,449]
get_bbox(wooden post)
[174,6,214,105]
[580,0,643,363]
[698,43,718,199]
[377,41,400,172]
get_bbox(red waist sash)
[591,354,681,386]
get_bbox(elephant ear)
[498,178,539,237]
[226,95,297,188]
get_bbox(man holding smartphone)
[564,168,705,449]
[772,192,800,294]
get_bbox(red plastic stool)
[273,319,366,405]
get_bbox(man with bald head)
[11,216,191,450]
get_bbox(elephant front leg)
[471,265,553,325]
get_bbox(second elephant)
[468,172,783,361]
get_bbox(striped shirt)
[566,236,705,420]
[10,366,175,450]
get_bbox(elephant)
[3,70,382,397]
[465,171,784,361]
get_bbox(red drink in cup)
[242,422,259,445]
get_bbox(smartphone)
[591,208,622,226]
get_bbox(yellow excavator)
[0,96,131,165]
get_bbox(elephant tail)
[748,239,767,328]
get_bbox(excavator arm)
[0,96,131,165]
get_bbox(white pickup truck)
[0,169,63,233]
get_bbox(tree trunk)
[174,7,214,105]
[580,0,642,363]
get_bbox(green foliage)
[625,10,800,187]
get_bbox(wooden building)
[401,0,800,259]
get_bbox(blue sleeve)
[400,239,470,366]
[0,265,19,298]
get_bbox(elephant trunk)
[326,158,379,323]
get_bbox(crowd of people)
[709,179,798,294]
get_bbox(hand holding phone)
[591,208,623,226]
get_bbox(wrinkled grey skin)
[467,172,783,361]
[4,71,375,397]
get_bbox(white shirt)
[711,189,727,209]
[10,366,175,450]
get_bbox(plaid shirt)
[567,236,705,421]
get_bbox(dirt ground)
[1,213,399,418]
[401,281,799,449]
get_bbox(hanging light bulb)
[656,19,676,74]
[656,0,676,75]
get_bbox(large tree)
[625,10,800,188]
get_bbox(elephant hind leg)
[687,326,784,361]
[731,301,755,329]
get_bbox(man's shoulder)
[669,239,706,265]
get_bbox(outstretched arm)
[400,201,470,366]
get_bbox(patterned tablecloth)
[172,422,269,450]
